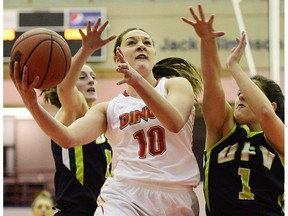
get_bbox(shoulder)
[88,101,109,116]
[164,77,194,96]
[165,76,188,83]
[93,101,109,110]
[165,77,192,89]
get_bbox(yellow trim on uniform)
[74,146,84,185]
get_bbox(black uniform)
[52,134,112,216]
[204,124,284,216]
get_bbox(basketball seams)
[52,38,70,82]
[18,39,51,89]
[11,32,52,55]
[36,32,54,89]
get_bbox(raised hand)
[181,4,224,40]
[79,18,116,54]
[227,31,246,68]
[115,47,141,86]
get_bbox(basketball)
[10,28,72,89]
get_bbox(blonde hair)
[32,190,54,209]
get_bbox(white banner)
[4,10,18,29]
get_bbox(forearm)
[229,63,274,116]
[28,102,74,148]
[133,77,191,133]
[201,39,222,87]
[201,39,227,119]
[58,47,92,90]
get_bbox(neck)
[247,122,262,132]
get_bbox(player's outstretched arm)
[58,18,116,109]
[182,4,234,147]
[10,61,106,148]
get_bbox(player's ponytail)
[153,57,203,104]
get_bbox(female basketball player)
[182,4,284,215]
[39,18,115,216]
[41,65,113,215]
[10,26,203,215]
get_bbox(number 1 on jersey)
[238,167,254,200]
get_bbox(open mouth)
[136,54,147,60]
[87,87,95,92]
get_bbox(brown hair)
[113,28,155,55]
[251,75,284,123]
[40,87,61,109]
[113,28,203,104]
[153,57,203,105]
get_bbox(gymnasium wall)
[4,0,285,78]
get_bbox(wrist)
[79,47,94,57]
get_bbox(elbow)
[259,107,276,123]
[57,139,75,149]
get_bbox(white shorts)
[94,177,199,216]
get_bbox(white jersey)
[106,77,200,187]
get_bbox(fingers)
[91,18,108,35]
[235,32,246,48]
[10,62,39,90]
[84,18,103,35]
[181,4,213,27]
[78,28,85,38]
[229,32,247,63]
[117,63,129,71]
[9,61,14,80]
[10,61,24,87]
[241,31,246,44]
[214,31,225,38]
[230,47,236,53]
[22,66,40,89]
[181,5,201,26]
[198,4,205,21]
[86,21,92,33]
[189,7,199,21]
[98,20,108,34]
[207,15,214,26]
[30,75,40,89]
[103,34,117,45]
[93,17,102,31]
[22,66,28,84]
[181,17,195,26]
[13,61,21,83]
[116,79,125,86]
[116,47,125,63]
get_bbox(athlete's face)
[76,65,98,105]
[233,79,265,127]
[116,30,156,77]
[234,90,258,126]
[32,198,54,216]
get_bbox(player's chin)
[85,95,97,103]
[234,113,247,125]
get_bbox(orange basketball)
[10,28,72,89]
